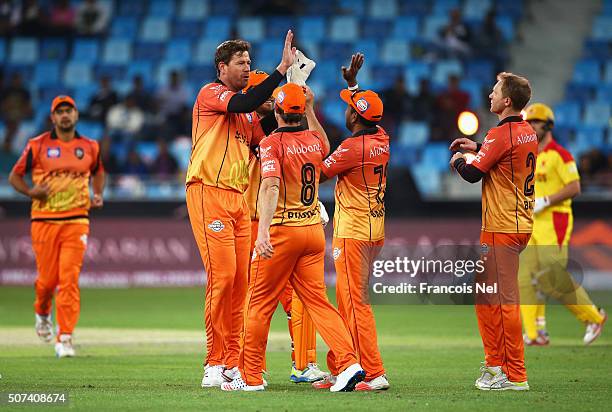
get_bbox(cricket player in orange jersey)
[221,83,364,392]
[312,53,390,391]
[243,71,327,383]
[8,95,105,358]
[186,32,296,388]
[450,72,537,391]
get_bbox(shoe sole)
[355,385,390,391]
[490,386,530,391]
[585,311,607,345]
[290,375,325,384]
[336,370,366,392]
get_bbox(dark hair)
[275,106,303,124]
[497,72,532,111]
[350,107,378,127]
[214,40,251,76]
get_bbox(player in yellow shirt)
[519,103,607,345]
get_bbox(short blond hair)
[497,72,532,111]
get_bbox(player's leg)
[186,184,239,385]
[290,225,362,392]
[54,223,89,357]
[224,200,251,371]
[236,225,298,388]
[518,237,547,344]
[31,222,61,343]
[334,237,386,387]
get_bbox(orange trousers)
[327,237,385,381]
[476,231,530,383]
[240,224,357,386]
[187,183,250,369]
[31,221,89,338]
[250,221,317,370]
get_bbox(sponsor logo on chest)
[47,147,61,158]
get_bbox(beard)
[57,122,75,133]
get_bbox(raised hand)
[449,137,478,152]
[277,30,297,75]
[341,53,364,87]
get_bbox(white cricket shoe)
[222,366,240,382]
[475,362,502,390]
[488,371,530,391]
[54,334,75,358]
[201,364,225,388]
[290,362,328,383]
[35,314,54,343]
[220,376,264,392]
[355,374,390,391]
[330,363,365,392]
[584,308,607,345]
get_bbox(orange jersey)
[472,116,537,233]
[11,130,103,221]
[321,127,390,242]
[259,126,327,226]
[245,151,262,221]
[186,81,265,193]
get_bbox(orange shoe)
[312,374,335,389]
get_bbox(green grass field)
[0,287,610,411]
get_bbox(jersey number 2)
[524,152,536,196]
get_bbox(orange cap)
[340,89,383,122]
[275,83,306,114]
[243,70,269,93]
[51,95,77,113]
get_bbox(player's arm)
[90,143,106,208]
[255,176,280,259]
[320,140,356,183]
[304,86,330,156]
[451,132,505,183]
[8,142,49,200]
[535,164,581,213]
[450,152,485,183]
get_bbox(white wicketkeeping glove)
[287,50,316,86]
[534,197,550,214]
[319,201,329,228]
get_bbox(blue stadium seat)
[118,2,146,16]
[77,120,105,140]
[432,0,460,16]
[134,41,165,61]
[297,16,326,41]
[9,38,38,64]
[178,0,209,19]
[321,98,346,128]
[465,60,494,84]
[126,60,154,85]
[187,65,217,85]
[583,102,611,127]
[299,40,320,62]
[148,0,175,17]
[583,39,611,61]
[592,16,612,40]
[73,84,98,108]
[194,39,219,64]
[497,2,523,19]
[330,16,359,42]
[604,60,612,84]
[237,17,265,42]
[422,15,447,41]
[572,60,601,86]
[404,61,431,93]
[41,38,68,60]
[370,64,402,89]
[211,0,238,15]
[361,18,391,40]
[432,59,463,86]
[411,163,442,196]
[565,83,594,103]
[33,61,61,87]
[165,39,192,65]
[463,0,491,21]
[354,39,379,64]
[399,0,430,17]
[141,17,170,42]
[103,39,132,64]
[156,62,186,86]
[596,84,612,103]
[574,125,605,148]
[460,79,483,110]
[309,60,340,86]
[495,16,515,41]
[553,101,581,128]
[95,64,126,82]
[110,16,139,38]
[267,17,294,38]
[399,121,429,148]
[320,42,352,60]
[136,141,160,164]
[392,17,420,41]
[381,39,411,64]
[304,0,335,15]
[254,39,282,71]
[368,0,398,19]
[39,86,73,104]
[421,143,451,172]
[63,62,93,88]
[172,18,202,39]
[203,16,231,42]
[338,0,364,15]
[389,144,419,167]
[72,39,100,63]
[170,137,192,170]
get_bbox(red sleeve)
[11,140,36,176]
[198,83,236,113]
[259,136,281,179]
[320,139,358,178]
[471,130,507,174]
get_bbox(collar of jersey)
[497,115,523,127]
[351,126,379,138]
[275,125,306,133]
[50,129,81,140]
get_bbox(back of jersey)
[259,127,327,226]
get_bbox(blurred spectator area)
[0,0,609,202]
